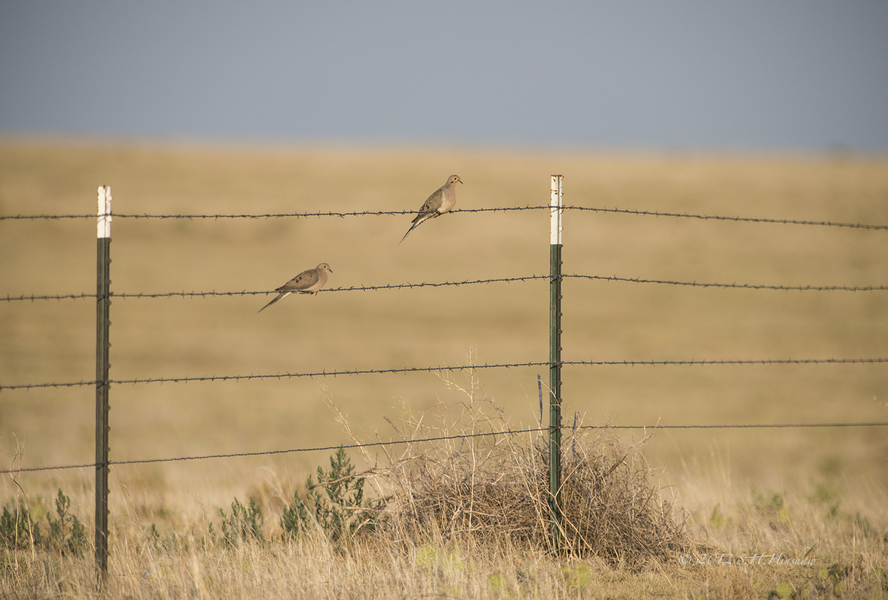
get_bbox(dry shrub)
[557,434,687,565]
[345,367,688,568]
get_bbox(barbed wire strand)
[0,362,547,391]
[3,420,886,476]
[4,272,888,304]
[565,274,888,292]
[2,205,886,229]
[564,358,888,367]
[562,206,888,230]
[3,358,885,392]
[0,276,548,303]
[0,379,100,391]
[0,207,539,221]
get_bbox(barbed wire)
[3,357,884,392]
[4,271,887,304]
[0,276,549,303]
[2,420,886,476]
[2,204,887,229]
[115,275,548,297]
[1,292,96,302]
[3,203,888,230]
[0,461,97,475]
[563,206,888,230]
[564,274,888,292]
[111,361,549,387]
[0,214,95,221]
[564,358,888,367]
[0,207,546,222]
[0,379,100,391]
[0,362,549,391]
[0,428,547,475]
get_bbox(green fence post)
[95,186,112,579]
[549,175,563,549]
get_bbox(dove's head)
[447,175,463,186]
[317,263,332,273]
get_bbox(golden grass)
[1,138,887,597]
[2,376,886,599]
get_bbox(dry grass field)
[1,138,887,598]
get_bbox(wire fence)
[2,198,887,476]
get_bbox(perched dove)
[258,263,332,313]
[399,174,463,243]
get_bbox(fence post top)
[97,186,112,239]
[550,175,563,246]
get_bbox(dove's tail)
[399,214,434,244]
[258,292,289,313]
[399,224,419,245]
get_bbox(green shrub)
[216,497,265,547]
[1,498,36,551]
[1,489,87,556]
[281,447,386,544]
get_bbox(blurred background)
[1,2,886,512]
[2,1,887,149]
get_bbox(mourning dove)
[258,263,332,313]
[399,174,463,243]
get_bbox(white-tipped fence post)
[95,186,112,579]
[549,175,563,549]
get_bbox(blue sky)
[1,1,887,150]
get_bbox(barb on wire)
[566,274,888,292]
[3,421,886,475]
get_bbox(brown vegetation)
[366,369,687,568]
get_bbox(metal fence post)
[95,186,112,579]
[549,175,563,549]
